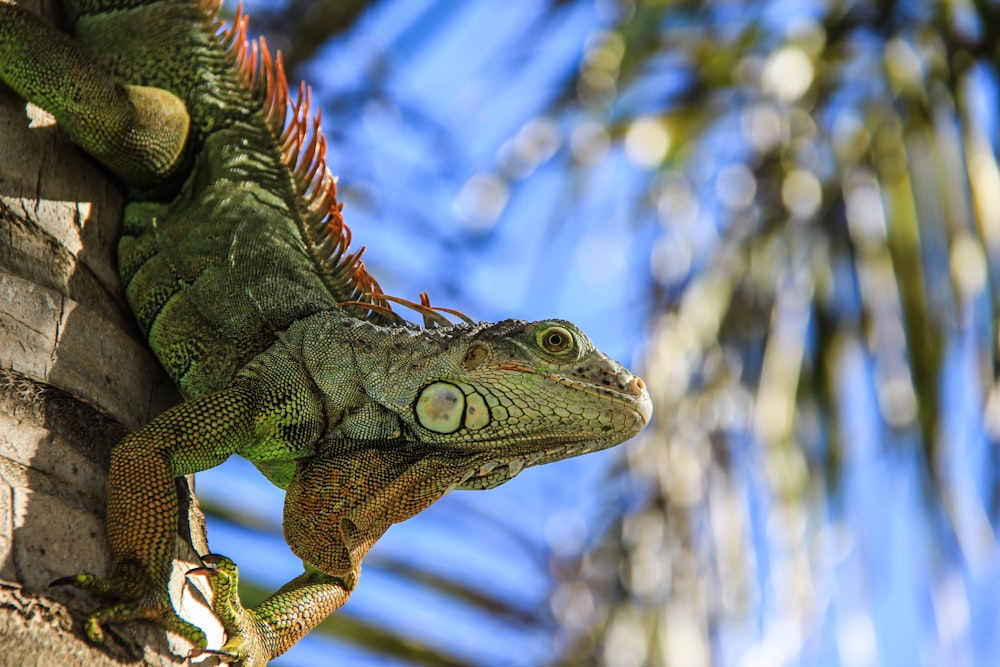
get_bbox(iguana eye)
[537,326,574,355]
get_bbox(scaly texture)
[0,1,653,664]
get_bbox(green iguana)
[0,1,652,664]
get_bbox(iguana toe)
[189,553,271,667]
[50,568,207,649]
[85,597,207,648]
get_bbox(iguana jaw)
[448,363,652,490]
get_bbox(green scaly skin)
[0,1,653,664]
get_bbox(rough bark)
[0,2,213,663]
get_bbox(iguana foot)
[50,565,207,649]
[188,554,271,667]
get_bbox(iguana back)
[67,0,381,397]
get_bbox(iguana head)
[363,318,652,489]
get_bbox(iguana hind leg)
[51,385,261,648]
[0,4,189,189]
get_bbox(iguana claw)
[50,568,208,649]
[189,647,240,660]
[191,553,271,667]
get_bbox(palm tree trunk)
[0,4,208,661]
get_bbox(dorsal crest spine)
[217,4,469,327]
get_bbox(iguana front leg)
[179,442,479,665]
[0,3,188,189]
[190,556,356,667]
[183,445,473,665]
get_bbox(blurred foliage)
[551,1,1000,665]
[209,0,1000,665]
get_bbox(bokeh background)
[197,0,1000,664]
